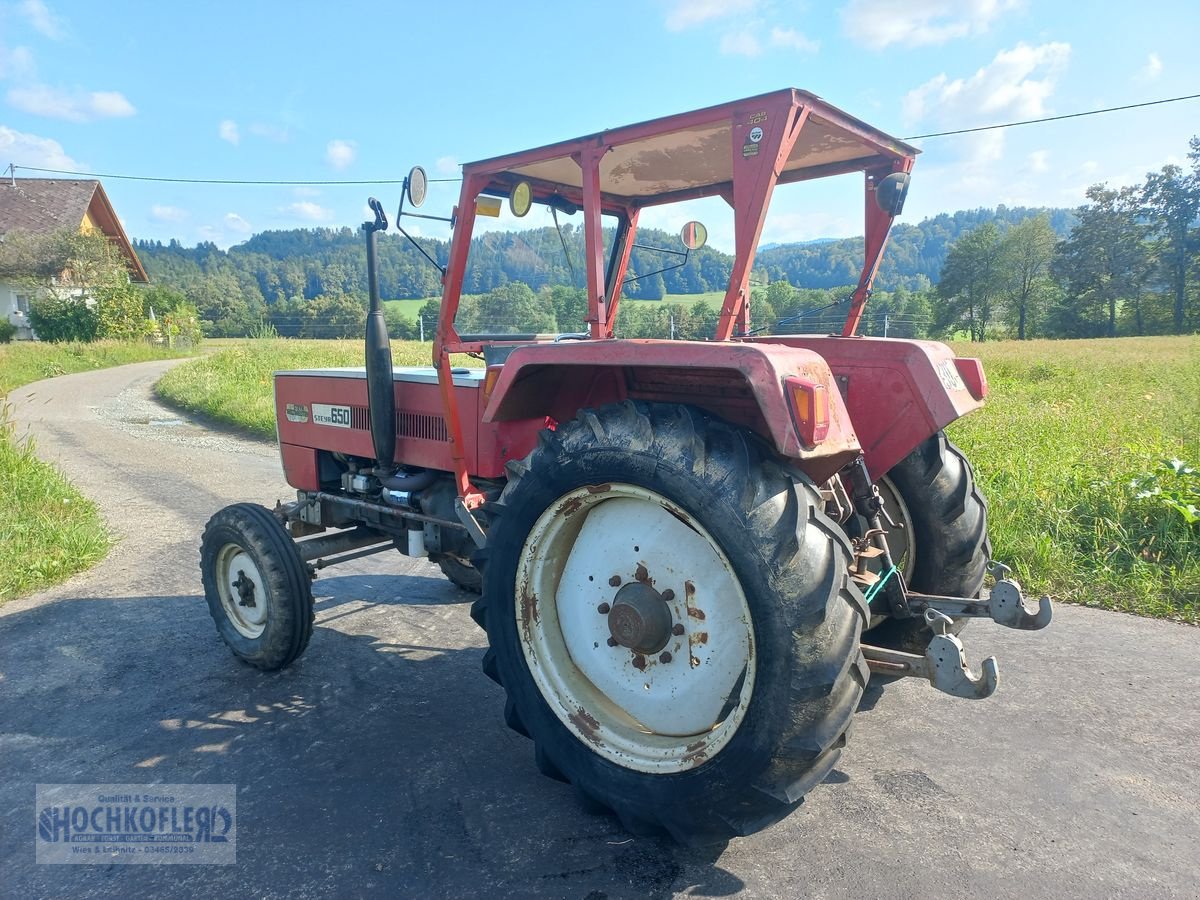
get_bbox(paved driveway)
[1,359,1197,898]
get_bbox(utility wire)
[8,164,461,186]
[904,93,1200,140]
[6,93,1197,187]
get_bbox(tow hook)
[905,561,1054,631]
[862,610,1000,700]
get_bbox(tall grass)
[947,336,1198,621]
[0,340,197,601]
[157,334,1199,620]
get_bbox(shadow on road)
[0,582,747,898]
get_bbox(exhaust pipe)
[363,198,396,474]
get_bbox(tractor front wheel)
[200,503,314,670]
[472,401,868,843]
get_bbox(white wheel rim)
[215,544,268,639]
[515,484,756,774]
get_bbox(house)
[0,177,148,340]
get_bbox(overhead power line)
[904,93,1200,140]
[7,164,461,186]
[6,92,1197,187]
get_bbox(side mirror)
[874,172,910,217]
[680,221,708,250]
[405,166,428,208]
[509,180,533,217]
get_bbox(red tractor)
[201,88,1051,844]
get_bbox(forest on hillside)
[130,135,1199,342]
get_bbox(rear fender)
[746,336,987,478]
[481,339,861,483]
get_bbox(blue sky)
[1,0,1196,252]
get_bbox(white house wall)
[1,280,36,340]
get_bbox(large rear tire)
[865,432,991,654]
[200,503,314,670]
[471,401,868,844]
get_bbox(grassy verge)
[155,339,463,439]
[947,336,1198,622]
[157,335,1198,620]
[1,340,196,602]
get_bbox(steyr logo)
[312,404,352,428]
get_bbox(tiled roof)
[0,178,99,236]
[0,177,148,282]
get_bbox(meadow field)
[0,341,195,601]
[156,334,1198,621]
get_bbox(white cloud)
[281,201,333,222]
[844,0,1022,49]
[224,212,252,234]
[326,138,356,170]
[769,27,819,53]
[7,83,136,121]
[0,45,36,80]
[218,119,239,145]
[720,30,762,57]
[150,205,188,223]
[0,124,79,169]
[665,0,757,31]
[19,0,65,40]
[903,42,1070,127]
[435,155,459,176]
[1139,52,1162,82]
[1027,149,1049,173]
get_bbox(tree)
[1052,184,1151,338]
[1000,215,1058,339]
[1,229,149,342]
[935,222,1003,341]
[1142,162,1199,334]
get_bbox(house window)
[15,293,30,314]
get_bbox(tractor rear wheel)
[471,401,868,844]
[865,432,991,654]
[200,503,314,670]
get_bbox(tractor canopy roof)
[462,88,918,209]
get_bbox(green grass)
[946,336,1199,622]
[0,340,197,602]
[155,338,465,439]
[157,334,1199,621]
[383,298,434,320]
[623,291,727,308]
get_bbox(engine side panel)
[273,368,544,488]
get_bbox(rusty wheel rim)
[514,483,756,774]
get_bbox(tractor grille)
[347,405,449,442]
[396,411,449,442]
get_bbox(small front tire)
[200,503,314,670]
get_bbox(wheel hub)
[607,582,672,654]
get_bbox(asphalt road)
[2,359,1198,899]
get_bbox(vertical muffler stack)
[363,198,396,474]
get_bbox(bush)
[0,320,15,344]
[28,294,99,342]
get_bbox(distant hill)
[134,204,1076,316]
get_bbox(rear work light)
[784,376,830,448]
